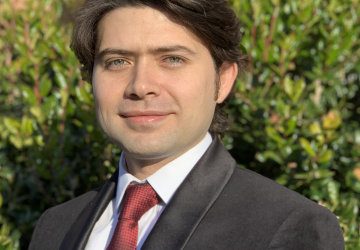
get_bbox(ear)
[216,62,238,104]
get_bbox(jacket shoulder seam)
[262,206,299,250]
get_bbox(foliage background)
[0,0,359,249]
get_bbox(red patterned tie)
[106,182,161,250]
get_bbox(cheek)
[165,70,216,116]
[92,72,124,109]
[92,69,106,103]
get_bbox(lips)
[120,111,171,117]
[119,111,172,124]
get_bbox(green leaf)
[51,61,63,72]
[322,110,342,130]
[39,75,52,97]
[292,78,305,102]
[326,180,339,206]
[55,1,64,19]
[3,117,21,135]
[35,135,45,147]
[276,174,289,185]
[310,186,324,201]
[55,72,67,89]
[20,116,33,136]
[239,43,247,54]
[9,135,22,149]
[30,32,40,50]
[317,149,333,163]
[235,78,247,93]
[44,25,57,40]
[15,42,28,57]
[72,119,83,128]
[310,123,322,135]
[284,76,293,98]
[263,150,284,164]
[0,129,10,142]
[20,85,37,104]
[265,126,284,145]
[285,116,297,136]
[338,197,358,220]
[268,64,281,77]
[75,86,92,105]
[314,169,334,179]
[30,106,46,124]
[60,89,69,107]
[276,95,289,119]
[23,137,34,146]
[53,39,66,55]
[348,172,360,193]
[42,96,58,117]
[66,99,76,116]
[299,137,316,157]
[294,172,311,180]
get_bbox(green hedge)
[0,0,359,249]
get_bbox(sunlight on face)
[93,7,219,164]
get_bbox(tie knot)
[119,183,161,222]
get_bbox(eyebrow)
[95,45,196,61]
[149,45,196,55]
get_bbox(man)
[29,0,345,249]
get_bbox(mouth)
[119,111,172,124]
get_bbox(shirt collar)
[115,132,212,210]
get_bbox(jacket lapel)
[142,137,236,250]
[60,168,119,250]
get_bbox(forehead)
[96,7,207,55]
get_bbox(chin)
[116,134,176,158]
[122,144,174,161]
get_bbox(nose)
[125,60,161,100]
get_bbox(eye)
[105,59,127,70]
[164,56,184,66]
[167,57,181,63]
[113,59,125,66]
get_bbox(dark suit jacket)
[29,138,344,250]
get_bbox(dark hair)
[70,0,248,137]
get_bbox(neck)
[122,133,209,180]
[123,154,179,180]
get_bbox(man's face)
[93,7,225,163]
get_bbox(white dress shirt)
[85,133,212,250]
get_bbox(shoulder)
[200,166,344,249]
[39,187,100,225]
[230,165,342,219]
[228,166,325,210]
[265,200,345,249]
[230,167,345,249]
[29,188,100,250]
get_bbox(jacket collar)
[141,137,236,250]
[60,137,235,250]
[60,168,119,250]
